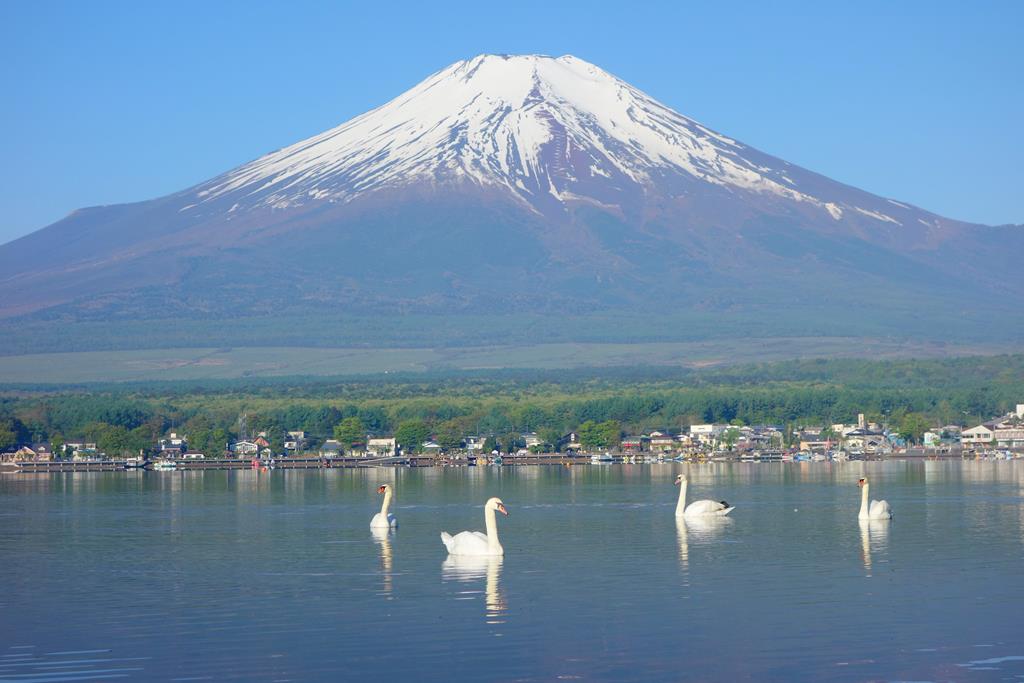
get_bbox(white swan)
[441,497,508,556]
[370,484,398,529]
[857,477,892,520]
[675,474,734,517]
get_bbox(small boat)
[123,457,146,469]
[150,459,177,471]
[590,453,614,464]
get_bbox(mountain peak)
[191,52,852,219]
[2,55,1019,342]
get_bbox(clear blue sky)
[1,0,1021,244]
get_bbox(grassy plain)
[0,337,1014,385]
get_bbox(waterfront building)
[961,424,995,447]
[648,432,675,452]
[367,437,396,456]
[689,424,726,446]
[232,440,260,456]
[159,432,187,451]
[319,439,342,457]
[620,437,644,452]
[284,431,307,452]
[463,436,486,454]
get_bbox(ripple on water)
[0,645,150,682]
[2,461,1024,681]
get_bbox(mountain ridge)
[0,54,1020,351]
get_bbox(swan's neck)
[484,506,501,551]
[676,480,687,516]
[859,483,869,518]
[380,489,393,516]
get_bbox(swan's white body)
[675,475,734,517]
[857,478,892,520]
[441,497,508,556]
[370,484,398,529]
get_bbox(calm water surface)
[2,461,1023,682]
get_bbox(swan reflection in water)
[858,518,890,575]
[676,515,732,573]
[442,555,506,624]
[371,526,394,597]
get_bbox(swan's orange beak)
[377,485,387,494]
[857,479,865,487]
[497,503,508,516]
[674,479,681,486]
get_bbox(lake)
[2,460,1023,682]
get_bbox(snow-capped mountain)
[188,54,904,227]
[0,54,1020,350]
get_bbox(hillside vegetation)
[1,355,1020,454]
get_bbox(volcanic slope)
[0,54,1020,351]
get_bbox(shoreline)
[2,450,1016,474]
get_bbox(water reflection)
[675,517,689,572]
[675,516,732,574]
[5,462,1024,681]
[442,555,506,626]
[370,527,394,597]
[858,518,890,575]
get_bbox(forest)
[1,355,1021,455]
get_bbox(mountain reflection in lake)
[2,460,1023,682]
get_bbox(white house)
[160,432,187,451]
[64,441,98,457]
[993,419,1024,447]
[284,431,307,451]
[961,424,994,447]
[232,440,259,456]
[843,428,889,454]
[463,436,486,453]
[366,437,396,456]
[689,424,725,446]
[563,432,582,451]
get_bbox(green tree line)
[1,355,1021,453]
